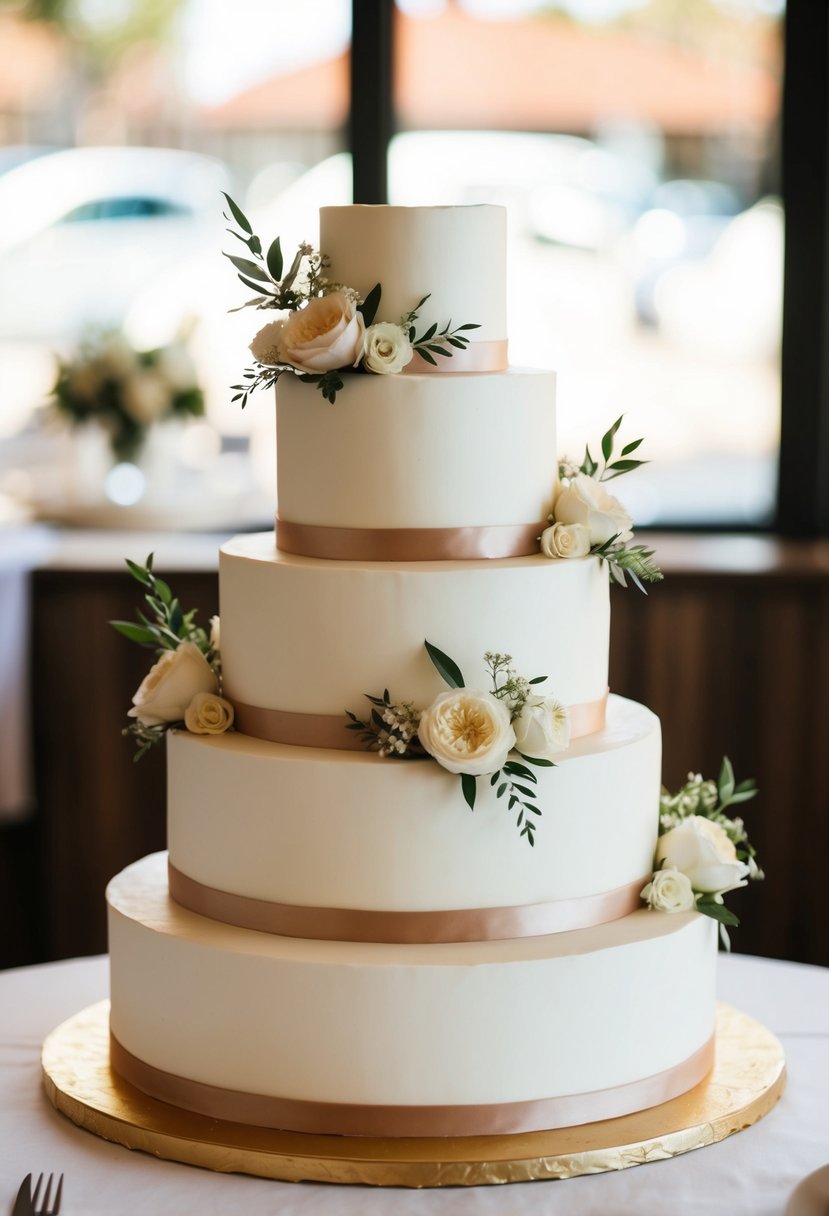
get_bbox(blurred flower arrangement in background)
[50,332,204,464]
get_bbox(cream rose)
[512,695,570,760]
[641,867,696,913]
[362,322,413,374]
[540,521,591,560]
[655,816,750,896]
[128,641,217,727]
[418,689,516,776]
[554,473,633,546]
[276,291,365,374]
[249,319,284,366]
[184,691,235,735]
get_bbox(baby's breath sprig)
[484,651,548,721]
[345,690,424,759]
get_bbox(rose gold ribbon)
[404,338,508,374]
[275,516,546,561]
[110,1032,715,1137]
[168,860,650,944]
[230,690,608,751]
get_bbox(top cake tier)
[320,205,507,353]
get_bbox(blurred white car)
[0,145,231,343]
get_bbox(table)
[1,953,827,1213]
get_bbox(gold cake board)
[41,1001,785,1188]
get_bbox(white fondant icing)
[167,696,660,914]
[320,205,507,343]
[108,853,717,1110]
[276,368,556,531]
[219,536,610,715]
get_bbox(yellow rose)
[184,691,234,735]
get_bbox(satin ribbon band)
[168,861,650,944]
[404,338,508,374]
[275,517,546,561]
[230,690,608,752]
[110,1033,715,1138]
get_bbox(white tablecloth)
[0,953,827,1214]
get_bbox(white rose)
[655,816,750,896]
[540,521,591,560]
[512,695,570,760]
[276,291,365,374]
[184,691,234,735]
[554,473,633,546]
[418,689,516,776]
[128,640,217,727]
[641,867,696,913]
[249,319,284,366]
[121,369,171,425]
[362,322,413,374]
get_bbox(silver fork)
[30,1174,63,1216]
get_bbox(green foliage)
[425,641,465,690]
[110,554,212,660]
[592,539,664,594]
[574,415,649,483]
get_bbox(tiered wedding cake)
[106,205,718,1138]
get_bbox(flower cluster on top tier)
[51,332,204,463]
[540,416,663,593]
[111,555,233,759]
[347,643,568,847]
[641,759,763,949]
[222,194,479,405]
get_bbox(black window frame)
[349,0,823,539]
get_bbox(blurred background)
[3,0,827,972]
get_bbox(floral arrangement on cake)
[222,194,479,404]
[541,416,662,592]
[641,759,763,948]
[348,643,565,846]
[111,556,232,758]
[51,332,204,463]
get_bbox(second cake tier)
[220,535,610,730]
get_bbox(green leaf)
[266,237,283,282]
[224,253,270,282]
[621,437,644,457]
[518,753,555,767]
[529,675,547,684]
[490,771,500,786]
[416,348,437,366]
[359,283,382,327]
[512,783,537,799]
[424,344,453,357]
[125,557,152,586]
[581,444,598,478]
[605,459,647,475]
[503,761,537,782]
[456,323,481,331]
[497,783,508,798]
[110,620,158,645]
[153,577,172,606]
[237,273,279,297]
[461,773,477,810]
[601,415,623,462]
[221,192,253,235]
[696,899,740,927]
[424,640,465,689]
[718,756,735,804]
[419,321,438,343]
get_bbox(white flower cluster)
[376,701,422,757]
[249,292,414,379]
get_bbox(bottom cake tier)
[107,853,718,1139]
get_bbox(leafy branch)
[592,538,664,593]
[406,295,481,367]
[110,554,211,659]
[576,415,648,483]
